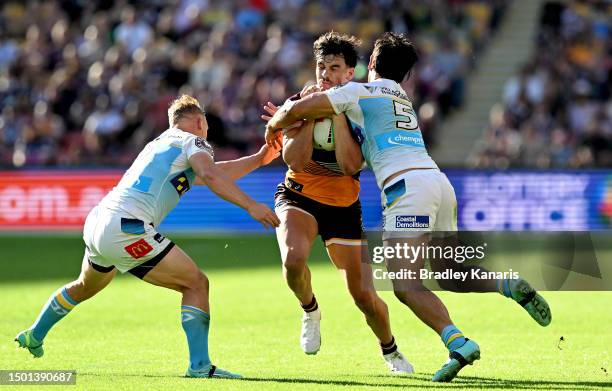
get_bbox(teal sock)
[31,287,79,341]
[441,325,467,352]
[497,279,512,298]
[181,305,211,370]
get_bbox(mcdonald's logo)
[125,239,153,259]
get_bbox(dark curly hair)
[313,32,361,68]
[372,32,419,83]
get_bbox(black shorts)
[274,183,364,244]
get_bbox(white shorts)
[83,206,174,274]
[381,169,457,239]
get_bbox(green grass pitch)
[1,235,611,390]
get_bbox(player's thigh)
[429,234,462,273]
[382,169,445,234]
[85,210,175,276]
[275,207,318,267]
[142,245,205,292]
[327,243,375,293]
[76,253,117,291]
[433,172,458,232]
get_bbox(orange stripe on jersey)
[286,169,360,207]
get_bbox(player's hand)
[261,102,302,130]
[247,202,280,229]
[258,137,282,166]
[265,124,283,149]
[300,84,321,98]
[260,101,279,122]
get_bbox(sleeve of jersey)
[324,82,362,115]
[183,135,215,160]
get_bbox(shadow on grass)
[243,375,610,390]
[366,373,612,390]
[79,372,611,390]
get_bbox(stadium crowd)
[0,0,506,167]
[472,0,611,168]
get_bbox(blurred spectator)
[83,94,125,154]
[0,0,507,168]
[472,0,611,168]
[115,6,154,55]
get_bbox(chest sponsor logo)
[375,131,425,150]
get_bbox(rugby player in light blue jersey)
[16,95,281,379]
[264,32,551,383]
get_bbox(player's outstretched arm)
[188,152,280,228]
[211,141,281,181]
[332,114,363,176]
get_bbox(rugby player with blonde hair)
[16,95,281,379]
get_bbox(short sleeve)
[325,82,363,115]
[184,135,214,160]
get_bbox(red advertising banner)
[0,171,121,230]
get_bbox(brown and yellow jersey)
[284,147,360,207]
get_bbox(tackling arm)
[188,152,280,228]
[193,142,280,184]
[332,114,363,176]
[265,92,336,147]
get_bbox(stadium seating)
[0,0,507,167]
[471,0,611,168]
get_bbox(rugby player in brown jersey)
[261,32,413,373]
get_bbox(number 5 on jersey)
[393,101,418,131]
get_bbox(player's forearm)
[202,169,257,211]
[269,93,336,130]
[282,121,314,172]
[190,153,257,211]
[268,100,300,130]
[333,114,363,176]
[215,153,263,181]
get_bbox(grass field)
[1,235,611,390]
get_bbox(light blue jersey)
[99,127,213,226]
[325,78,438,188]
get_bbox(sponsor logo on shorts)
[396,215,429,229]
[153,233,165,243]
[125,239,153,259]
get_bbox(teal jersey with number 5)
[325,79,438,188]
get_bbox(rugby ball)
[313,118,335,151]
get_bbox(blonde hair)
[167,95,204,126]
